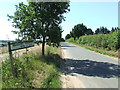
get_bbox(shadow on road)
[61,45,75,50]
[61,45,75,47]
[61,59,120,78]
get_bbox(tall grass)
[67,30,120,51]
[0,47,8,54]
[2,46,61,88]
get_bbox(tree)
[65,34,71,40]
[85,28,94,35]
[8,2,70,56]
[95,28,100,34]
[46,25,63,47]
[72,24,87,39]
[111,27,120,33]
[71,23,94,39]
[95,27,110,34]
[111,27,115,33]
[61,38,65,42]
[70,31,75,39]
[117,27,120,30]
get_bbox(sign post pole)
[26,47,29,62]
[8,42,15,77]
[7,40,34,77]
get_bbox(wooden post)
[8,42,15,77]
[26,48,29,62]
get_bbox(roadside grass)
[68,42,118,58]
[2,46,61,88]
[0,47,8,54]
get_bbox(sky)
[0,0,119,40]
[61,1,118,38]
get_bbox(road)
[61,42,119,89]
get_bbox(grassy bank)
[0,47,8,54]
[2,46,61,88]
[68,42,118,58]
[66,31,119,58]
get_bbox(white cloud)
[0,18,18,40]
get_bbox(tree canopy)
[65,34,71,40]
[65,23,119,41]
[95,27,110,34]
[8,2,70,55]
[68,23,93,39]
[111,27,120,33]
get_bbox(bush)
[66,38,75,43]
[67,30,120,51]
[2,46,62,88]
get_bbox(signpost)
[8,40,34,77]
[11,41,34,51]
[8,42,15,77]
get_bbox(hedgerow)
[67,30,120,51]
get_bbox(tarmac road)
[61,42,119,89]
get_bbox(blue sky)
[0,0,118,40]
[61,2,118,38]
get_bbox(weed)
[2,46,61,88]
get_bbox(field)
[0,42,7,44]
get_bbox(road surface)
[61,42,119,89]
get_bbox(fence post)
[8,42,15,77]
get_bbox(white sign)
[11,41,34,51]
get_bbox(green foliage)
[86,28,94,35]
[8,2,70,55]
[2,46,62,88]
[41,66,61,88]
[111,27,120,33]
[61,38,65,42]
[65,34,71,40]
[2,58,33,88]
[45,46,61,68]
[78,44,118,57]
[72,23,87,38]
[69,23,94,39]
[46,26,62,47]
[95,27,110,34]
[67,30,120,51]
[66,37,75,43]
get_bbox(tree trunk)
[74,37,76,40]
[42,36,45,56]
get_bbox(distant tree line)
[65,23,120,40]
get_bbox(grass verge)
[0,47,8,54]
[2,46,61,88]
[68,42,118,58]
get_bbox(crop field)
[67,30,120,51]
